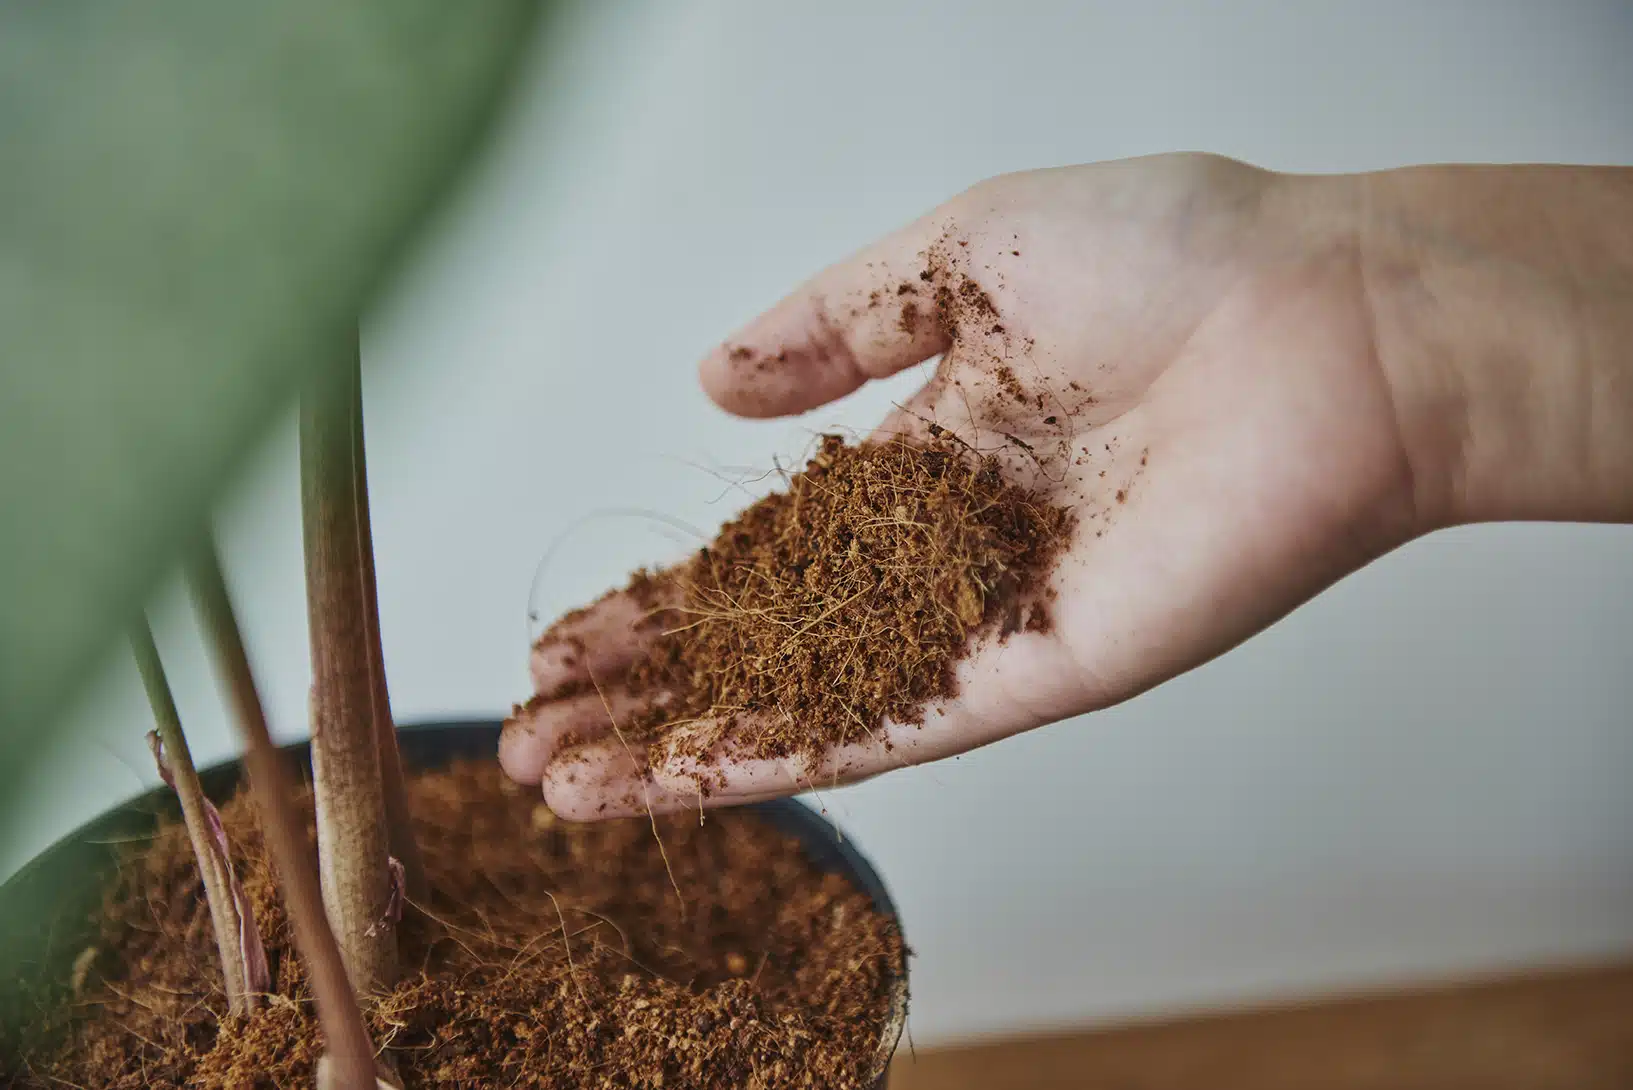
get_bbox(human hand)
[501,153,1633,818]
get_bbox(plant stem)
[351,355,426,900]
[131,619,259,1016]
[302,358,397,996]
[188,545,377,1090]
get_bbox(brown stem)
[187,545,377,1090]
[131,619,259,1016]
[351,354,426,900]
[303,360,397,996]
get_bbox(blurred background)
[8,0,1632,1055]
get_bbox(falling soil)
[537,435,1071,777]
[6,761,903,1089]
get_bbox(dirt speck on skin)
[538,436,1071,781]
[898,300,922,335]
[10,763,904,1089]
[993,365,1028,404]
[897,241,1004,345]
[910,236,1005,347]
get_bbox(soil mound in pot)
[535,434,1072,777]
[6,761,904,1088]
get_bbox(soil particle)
[10,762,903,1089]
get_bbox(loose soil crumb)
[539,435,1071,777]
[7,762,903,1089]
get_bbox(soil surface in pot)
[6,761,903,1088]
[527,434,1072,784]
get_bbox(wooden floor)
[887,963,1633,1090]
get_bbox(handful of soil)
[7,762,904,1088]
[543,434,1072,773]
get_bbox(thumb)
[699,209,954,419]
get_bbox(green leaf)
[0,2,546,821]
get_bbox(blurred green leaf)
[0,2,545,825]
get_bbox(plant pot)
[0,719,908,1087]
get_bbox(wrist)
[1350,165,1633,529]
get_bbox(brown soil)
[896,243,1003,345]
[540,435,1071,777]
[7,761,904,1089]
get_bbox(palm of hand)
[504,155,1419,819]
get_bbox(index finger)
[699,208,955,419]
